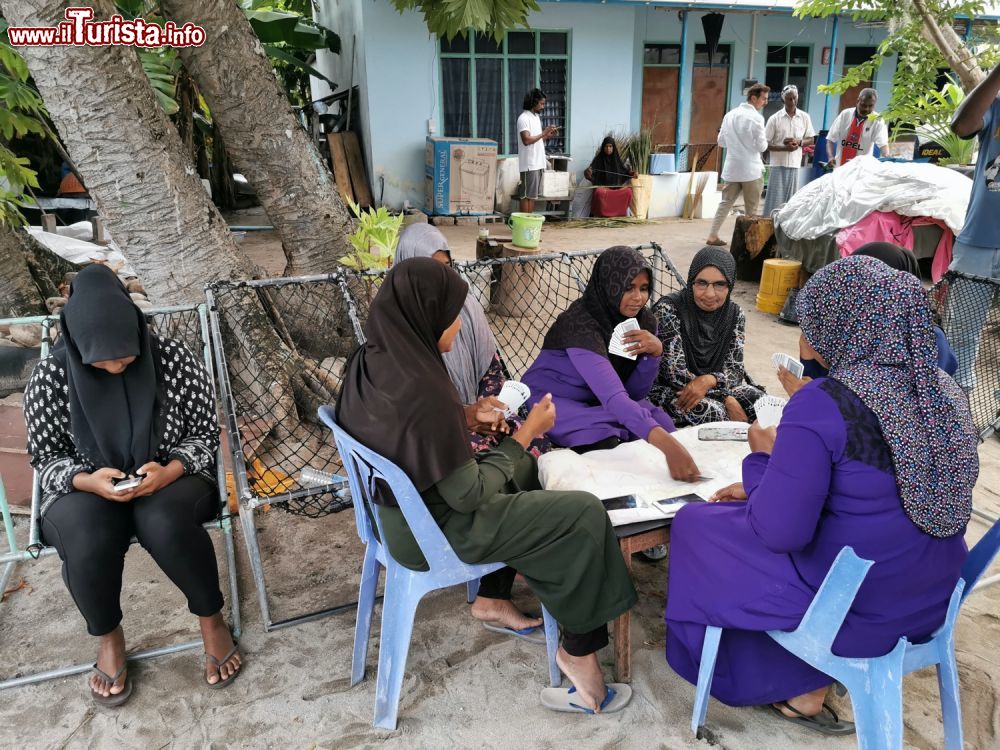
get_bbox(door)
[641,44,681,151]
[689,44,731,173]
[838,46,878,114]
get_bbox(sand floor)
[1,210,998,749]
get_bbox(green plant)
[0,29,47,227]
[613,126,654,176]
[894,78,977,165]
[339,199,404,270]
[391,0,540,41]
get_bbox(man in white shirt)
[706,83,770,246]
[763,85,816,215]
[825,89,889,167]
[516,88,558,213]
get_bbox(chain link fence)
[930,271,1000,440]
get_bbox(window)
[644,43,681,66]
[440,31,570,155]
[764,44,810,118]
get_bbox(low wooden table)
[612,520,671,683]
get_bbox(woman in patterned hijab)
[796,254,978,536]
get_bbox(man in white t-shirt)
[706,83,770,246]
[825,89,889,167]
[763,84,815,216]
[516,88,558,213]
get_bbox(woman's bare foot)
[724,396,749,422]
[200,612,241,685]
[774,685,829,717]
[91,625,128,698]
[555,647,607,712]
[470,597,543,631]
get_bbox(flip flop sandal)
[767,701,856,736]
[482,621,546,645]
[540,683,632,715]
[705,238,728,246]
[89,663,133,707]
[205,644,242,690]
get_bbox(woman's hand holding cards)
[466,397,509,435]
[514,393,556,449]
[622,329,662,357]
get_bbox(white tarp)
[775,155,972,240]
[27,222,137,278]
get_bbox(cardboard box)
[425,137,498,215]
[540,170,570,197]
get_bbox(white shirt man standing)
[516,88,558,214]
[763,84,816,215]
[706,83,770,246]
[825,88,889,167]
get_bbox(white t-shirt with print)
[516,110,546,173]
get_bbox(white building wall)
[313,1,900,210]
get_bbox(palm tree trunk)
[0,225,69,317]
[0,0,254,304]
[160,0,354,277]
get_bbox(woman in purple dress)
[665,255,979,735]
[521,245,699,480]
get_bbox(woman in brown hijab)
[336,258,638,713]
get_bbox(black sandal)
[89,663,133,707]
[767,700,856,736]
[204,643,242,690]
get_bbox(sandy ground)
[2,209,999,749]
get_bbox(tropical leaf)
[265,46,337,89]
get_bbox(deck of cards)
[754,394,789,428]
[496,380,531,417]
[609,318,641,360]
[771,352,804,379]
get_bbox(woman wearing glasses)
[649,246,765,426]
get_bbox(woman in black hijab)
[522,246,701,481]
[778,241,958,396]
[649,246,765,425]
[337,257,638,714]
[584,136,637,217]
[23,264,240,706]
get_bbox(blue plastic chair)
[317,406,560,730]
[691,522,1000,750]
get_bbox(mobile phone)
[653,493,707,517]
[698,425,749,442]
[601,495,637,511]
[113,476,142,492]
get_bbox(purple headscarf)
[796,255,978,538]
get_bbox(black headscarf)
[336,257,473,497]
[589,136,631,187]
[852,242,920,278]
[542,246,656,382]
[660,246,740,375]
[55,264,161,474]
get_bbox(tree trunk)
[909,0,987,91]
[211,123,237,211]
[160,0,354,277]
[0,0,254,304]
[0,224,77,317]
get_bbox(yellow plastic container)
[756,258,802,315]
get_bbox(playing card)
[754,394,789,429]
[496,380,531,416]
[771,352,804,379]
[609,319,641,360]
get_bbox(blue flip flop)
[482,621,546,645]
[540,683,633,714]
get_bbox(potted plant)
[894,78,978,169]
[616,127,654,220]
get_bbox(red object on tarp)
[591,187,632,218]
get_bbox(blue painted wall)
[316,0,899,209]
